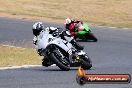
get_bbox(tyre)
[80,55,92,70]
[50,52,70,71]
[86,33,98,42]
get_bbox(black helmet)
[32,22,44,36]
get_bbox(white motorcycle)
[36,30,92,71]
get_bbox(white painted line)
[122,28,130,29]
[1,44,25,49]
[0,65,41,70]
[98,26,118,29]
[97,25,132,29]
[109,27,117,29]
[0,64,56,70]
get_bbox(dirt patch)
[0,45,41,67]
[0,0,132,28]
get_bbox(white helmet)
[32,22,44,36]
[64,18,71,25]
[32,22,44,30]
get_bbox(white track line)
[97,26,132,30]
[0,65,41,70]
[0,64,56,70]
[1,44,25,49]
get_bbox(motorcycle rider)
[64,18,82,37]
[32,22,84,66]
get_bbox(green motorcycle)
[74,21,98,42]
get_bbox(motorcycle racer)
[64,18,82,37]
[32,22,84,66]
[64,18,98,42]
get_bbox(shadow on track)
[76,39,98,42]
[25,67,78,72]
[20,66,93,72]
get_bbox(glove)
[33,37,37,45]
[33,40,37,45]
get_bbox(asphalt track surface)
[0,17,132,88]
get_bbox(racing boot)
[42,57,52,67]
[70,39,84,50]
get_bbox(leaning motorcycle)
[37,30,92,71]
[69,21,98,42]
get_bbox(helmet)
[32,22,44,36]
[64,18,71,25]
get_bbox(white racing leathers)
[34,30,73,62]
[38,30,72,50]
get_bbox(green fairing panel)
[83,22,92,32]
[77,31,86,35]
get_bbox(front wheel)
[50,51,70,71]
[80,55,92,70]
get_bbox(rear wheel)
[50,51,70,71]
[80,55,92,70]
[85,33,98,42]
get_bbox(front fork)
[75,50,86,61]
